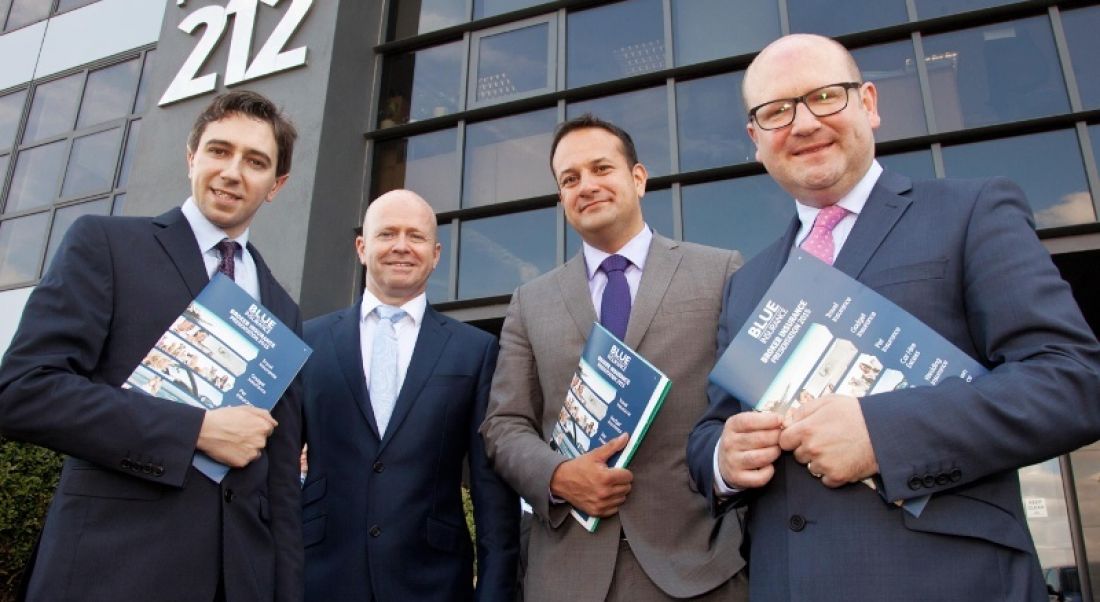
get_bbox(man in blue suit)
[687,33,1100,601]
[300,189,519,601]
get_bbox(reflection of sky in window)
[1062,6,1100,110]
[878,150,936,181]
[942,129,1095,229]
[116,120,141,189]
[672,0,777,66]
[77,58,141,129]
[23,74,81,144]
[566,188,673,258]
[402,129,460,212]
[410,41,463,122]
[462,109,556,207]
[62,127,122,198]
[568,86,670,176]
[6,0,52,31]
[45,198,110,271]
[475,0,545,20]
[853,41,926,142]
[788,0,907,37]
[682,175,791,260]
[458,207,556,299]
[8,140,67,212]
[914,0,1017,19]
[676,72,754,172]
[134,50,155,114]
[923,17,1068,132]
[427,222,452,303]
[0,212,48,286]
[416,0,466,35]
[0,90,27,151]
[567,0,665,89]
[1018,458,1077,570]
[475,23,549,103]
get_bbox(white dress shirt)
[181,197,260,300]
[359,290,427,422]
[582,224,653,316]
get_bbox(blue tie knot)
[375,305,406,324]
[600,254,631,275]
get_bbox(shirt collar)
[360,289,427,326]
[181,197,251,253]
[582,225,653,281]
[794,159,883,229]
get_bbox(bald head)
[357,189,441,305]
[363,189,438,241]
[742,34,862,109]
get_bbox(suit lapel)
[557,253,597,340]
[152,208,208,298]
[379,305,451,451]
[626,234,679,349]
[330,303,379,438]
[833,170,913,280]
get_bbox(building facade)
[0,0,1098,598]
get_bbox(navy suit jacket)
[688,171,1100,601]
[0,208,304,602]
[301,301,519,602]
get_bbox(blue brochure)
[550,322,671,532]
[123,273,312,483]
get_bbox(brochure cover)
[123,273,312,483]
[710,250,987,516]
[550,322,671,532]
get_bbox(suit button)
[369,525,381,537]
[949,469,962,483]
[153,466,165,477]
[120,459,133,470]
[372,461,384,473]
[907,476,923,491]
[935,473,948,486]
[224,489,235,503]
[922,475,936,488]
[788,515,806,532]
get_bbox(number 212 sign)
[159,0,313,106]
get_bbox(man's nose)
[789,101,822,134]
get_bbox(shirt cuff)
[713,444,741,497]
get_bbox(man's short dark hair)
[549,113,640,173]
[187,90,298,177]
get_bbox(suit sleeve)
[470,335,520,602]
[270,310,305,602]
[862,178,1100,502]
[0,216,205,487]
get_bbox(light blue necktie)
[370,305,406,435]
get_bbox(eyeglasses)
[748,82,863,131]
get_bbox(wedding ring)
[807,463,823,479]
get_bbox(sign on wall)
[159,0,313,106]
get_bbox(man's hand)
[196,406,278,468]
[717,412,784,491]
[779,394,878,488]
[549,433,633,517]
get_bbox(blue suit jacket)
[301,302,519,602]
[687,171,1100,601]
[0,208,304,602]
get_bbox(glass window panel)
[462,108,556,207]
[878,149,936,181]
[0,154,8,191]
[371,128,460,213]
[77,58,141,129]
[943,129,1094,229]
[134,50,156,114]
[426,222,452,303]
[0,211,48,285]
[475,0,544,20]
[676,72,755,172]
[0,89,27,151]
[6,0,50,31]
[567,0,666,89]
[1063,6,1100,110]
[788,0,907,37]
[23,73,82,144]
[62,127,122,199]
[7,140,66,212]
[1070,442,1100,601]
[923,17,1068,132]
[682,175,791,260]
[379,40,463,127]
[473,22,550,105]
[853,41,927,142]
[914,0,1020,20]
[458,207,556,299]
[111,192,125,215]
[566,188,673,258]
[388,0,466,40]
[568,86,670,177]
[1018,459,1080,596]
[671,0,778,67]
[55,0,98,13]
[116,119,140,188]
[44,197,110,269]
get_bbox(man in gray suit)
[481,115,747,601]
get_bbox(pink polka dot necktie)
[801,205,849,265]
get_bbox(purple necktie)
[599,254,631,340]
[215,240,240,281]
[801,205,848,265]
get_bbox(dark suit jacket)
[301,302,519,602]
[688,171,1100,601]
[0,208,304,602]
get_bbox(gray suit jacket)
[481,233,745,600]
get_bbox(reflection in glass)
[0,154,8,192]
[923,17,1068,132]
[671,0,777,66]
[566,188,674,258]
[943,129,1094,229]
[462,109,555,207]
[45,197,110,270]
[56,0,99,11]
[788,0,907,37]
[427,222,452,303]
[134,50,156,114]
[475,0,544,20]
[682,175,791,260]
[676,72,754,172]
[1062,6,1100,110]
[1018,459,1078,591]
[116,120,140,188]
[458,207,555,299]
[878,150,936,181]
[379,41,463,127]
[567,0,665,89]
[0,89,27,151]
[0,211,48,286]
[914,0,1017,19]
[23,74,82,144]
[1070,442,1100,600]
[77,59,141,129]
[853,41,926,142]
[474,22,550,104]
[388,0,466,39]
[5,0,51,31]
[7,140,67,212]
[111,193,125,215]
[372,129,459,213]
[62,127,122,199]
[568,86,670,177]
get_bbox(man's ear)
[266,174,289,202]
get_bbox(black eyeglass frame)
[747,82,864,130]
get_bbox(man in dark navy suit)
[0,90,304,602]
[300,189,519,601]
